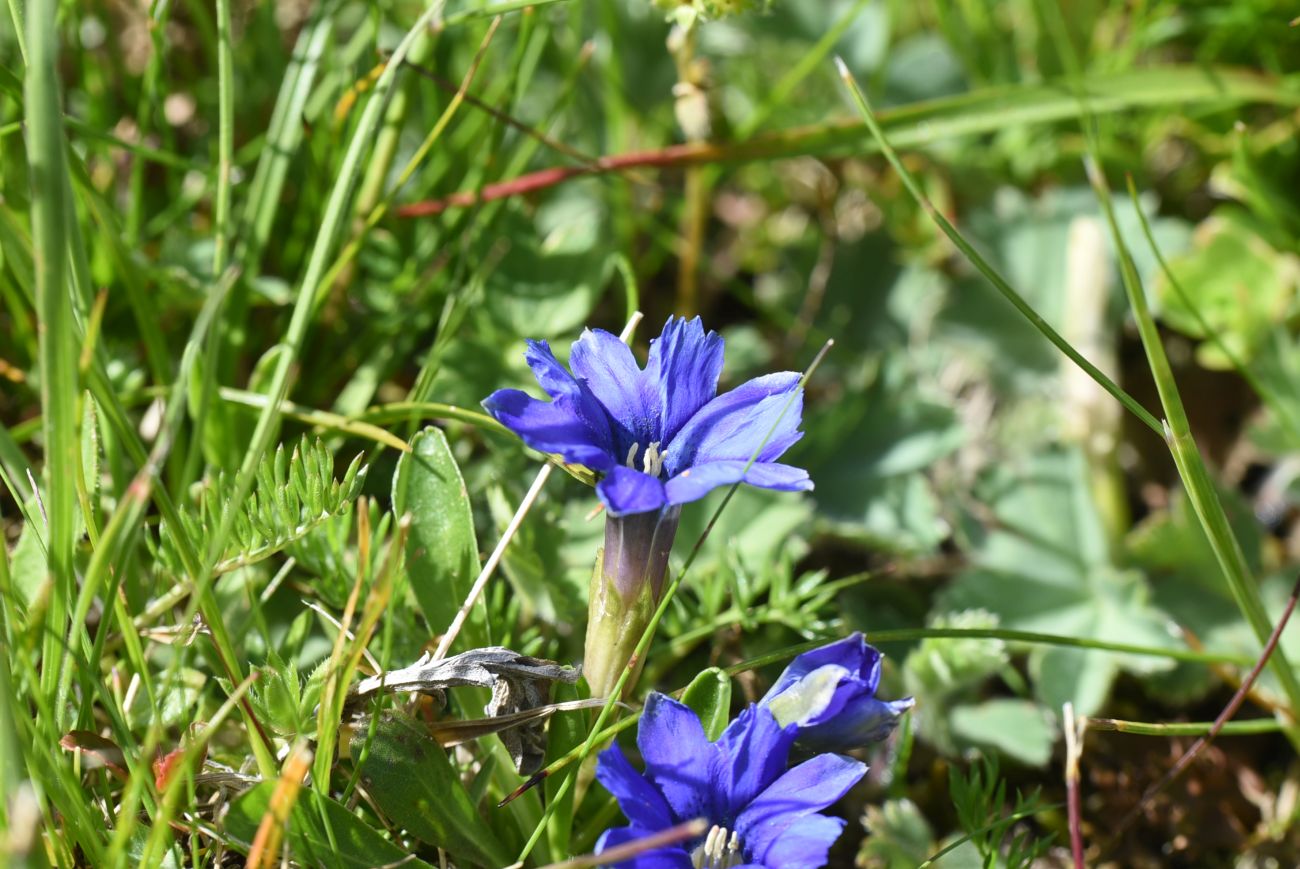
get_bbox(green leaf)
[352,712,510,868]
[949,700,1054,767]
[941,447,1175,715]
[680,667,733,741]
[248,653,307,738]
[152,437,365,577]
[10,509,47,609]
[1156,208,1300,369]
[483,195,606,339]
[223,782,435,869]
[392,427,482,644]
[805,360,962,553]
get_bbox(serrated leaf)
[392,427,482,643]
[352,712,509,867]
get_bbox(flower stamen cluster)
[623,441,668,478]
[691,825,743,869]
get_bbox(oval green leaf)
[392,426,483,645]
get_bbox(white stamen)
[625,442,640,468]
[641,441,667,477]
[690,824,743,869]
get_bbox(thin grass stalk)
[1088,717,1282,736]
[1085,156,1300,729]
[0,531,22,828]
[236,6,332,271]
[833,59,1162,436]
[4,0,26,63]
[172,0,237,490]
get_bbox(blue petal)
[597,465,669,518]
[649,317,724,445]
[523,339,615,447]
[750,814,847,869]
[663,461,811,506]
[523,339,582,399]
[483,388,614,471]
[797,697,916,752]
[637,693,719,823]
[765,634,882,702]
[595,826,694,869]
[736,753,865,865]
[570,328,660,455]
[664,373,805,474]
[596,744,674,831]
[715,705,795,822]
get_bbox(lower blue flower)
[594,693,866,868]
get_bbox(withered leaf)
[346,646,580,774]
[60,730,129,779]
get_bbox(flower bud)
[761,633,914,752]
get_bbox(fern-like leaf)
[147,437,367,577]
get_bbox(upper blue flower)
[594,693,865,868]
[760,634,915,753]
[482,317,812,517]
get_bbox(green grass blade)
[1085,157,1300,723]
[24,0,80,709]
[765,64,1300,162]
[211,0,234,275]
[204,0,448,571]
[236,2,333,271]
[1089,717,1282,737]
[833,58,1163,436]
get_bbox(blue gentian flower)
[760,634,914,753]
[482,316,811,518]
[483,317,812,698]
[595,693,866,869]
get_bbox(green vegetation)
[4,0,1300,865]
